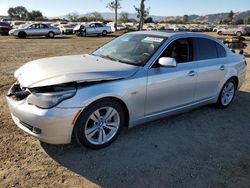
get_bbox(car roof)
[129,30,217,40]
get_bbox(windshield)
[92,33,166,66]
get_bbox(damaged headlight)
[27,85,77,109]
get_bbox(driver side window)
[160,38,193,63]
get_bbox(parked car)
[9,23,61,38]
[10,21,26,29]
[74,22,112,36]
[217,26,247,36]
[6,31,247,149]
[0,22,12,35]
[59,24,77,34]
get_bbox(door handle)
[220,65,225,71]
[188,70,196,77]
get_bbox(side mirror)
[158,57,177,67]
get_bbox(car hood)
[15,54,139,88]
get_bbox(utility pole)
[114,0,118,31]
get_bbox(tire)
[80,31,86,37]
[217,31,222,35]
[236,31,242,37]
[74,98,125,149]
[48,31,55,38]
[18,31,27,39]
[216,79,237,109]
[102,30,108,36]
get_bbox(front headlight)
[27,86,76,109]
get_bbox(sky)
[0,0,249,17]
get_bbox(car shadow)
[42,90,250,188]
[19,36,74,39]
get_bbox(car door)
[146,38,197,115]
[26,24,38,35]
[95,23,103,34]
[39,24,49,35]
[87,23,96,34]
[193,37,227,101]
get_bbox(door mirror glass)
[158,57,177,67]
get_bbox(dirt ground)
[0,33,250,188]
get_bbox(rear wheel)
[48,31,55,38]
[236,31,242,37]
[102,30,108,36]
[18,31,27,38]
[216,79,236,108]
[75,98,125,149]
[217,31,222,35]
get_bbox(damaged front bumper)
[6,83,83,144]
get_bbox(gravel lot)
[0,33,250,188]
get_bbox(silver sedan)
[6,31,247,149]
[9,23,61,38]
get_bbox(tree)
[8,6,28,20]
[235,19,244,25]
[66,12,80,22]
[78,16,88,22]
[228,10,234,24]
[145,17,153,23]
[107,0,122,31]
[89,12,104,21]
[183,15,189,24]
[134,0,150,31]
[119,11,129,23]
[26,10,44,21]
[244,16,250,24]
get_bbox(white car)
[9,23,61,38]
[59,24,77,34]
[74,22,112,37]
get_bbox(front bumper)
[6,96,82,144]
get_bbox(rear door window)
[195,38,218,60]
[216,43,227,58]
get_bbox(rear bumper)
[6,96,82,144]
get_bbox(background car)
[0,22,12,35]
[217,26,247,36]
[74,22,112,36]
[59,23,77,34]
[9,23,61,38]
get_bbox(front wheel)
[216,79,236,108]
[75,98,125,149]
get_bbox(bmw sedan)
[6,31,247,149]
[9,23,61,38]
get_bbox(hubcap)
[84,107,120,145]
[221,82,235,106]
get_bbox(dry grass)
[0,33,250,188]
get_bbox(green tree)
[89,12,104,21]
[66,12,80,22]
[134,0,150,30]
[119,11,129,23]
[244,16,250,24]
[228,10,234,24]
[183,15,189,24]
[235,19,244,25]
[26,10,44,21]
[78,16,88,22]
[8,6,28,20]
[145,17,153,23]
[107,0,122,31]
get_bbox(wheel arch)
[71,96,130,142]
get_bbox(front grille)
[7,83,30,101]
